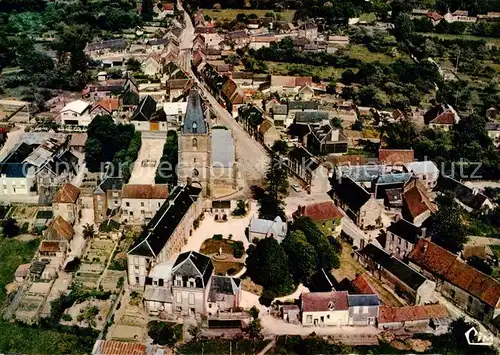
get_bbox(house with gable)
[52,182,80,225]
[59,100,92,126]
[248,216,287,243]
[438,175,494,213]
[404,161,439,190]
[131,95,169,132]
[221,78,245,117]
[89,98,120,118]
[207,275,242,315]
[286,146,331,194]
[141,53,163,77]
[93,177,123,224]
[409,239,500,325]
[384,218,424,260]
[301,291,349,326]
[127,185,203,287]
[121,184,170,224]
[292,201,343,235]
[423,104,460,131]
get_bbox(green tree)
[246,238,294,293]
[257,153,288,220]
[249,306,260,320]
[282,230,317,284]
[141,0,154,21]
[83,224,96,240]
[271,140,289,155]
[126,58,141,72]
[429,200,468,253]
[1,218,20,238]
[394,13,414,42]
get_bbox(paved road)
[177,1,268,189]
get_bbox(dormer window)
[328,301,334,311]
[192,122,197,133]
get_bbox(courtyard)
[128,138,164,185]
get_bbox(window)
[175,277,182,287]
[114,200,118,205]
[134,265,139,270]
[176,293,181,302]
[176,306,182,312]
[141,202,144,207]
[130,211,133,216]
[153,280,158,286]
[157,202,161,207]
[306,315,312,324]
[189,293,195,305]
[405,241,409,248]
[135,277,139,283]
[192,137,198,148]
[362,306,368,314]
[192,169,199,177]
[193,158,197,163]
[159,279,164,287]
[126,202,130,207]
[353,306,359,314]
[422,175,427,180]
[112,192,118,197]
[450,289,456,299]
[398,238,401,245]
[209,304,212,309]
[391,234,395,241]
[327,315,330,319]
[189,280,195,288]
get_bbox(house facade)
[292,201,343,235]
[121,184,169,224]
[93,177,123,224]
[59,100,92,126]
[348,294,380,326]
[384,218,423,260]
[301,291,349,326]
[52,182,80,225]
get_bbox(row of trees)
[155,130,178,186]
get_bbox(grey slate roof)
[95,177,123,194]
[128,185,202,257]
[348,294,380,307]
[132,95,157,121]
[359,244,427,291]
[387,219,422,244]
[182,89,207,134]
[208,276,241,302]
[295,111,329,123]
[172,251,213,288]
[249,216,287,239]
[211,129,235,168]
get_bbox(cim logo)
[465,327,494,346]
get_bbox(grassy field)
[348,44,401,64]
[0,237,39,306]
[204,9,295,22]
[266,62,344,80]
[419,32,500,46]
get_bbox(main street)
[177,1,268,189]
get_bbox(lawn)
[200,238,236,255]
[203,9,295,22]
[213,260,244,276]
[0,237,40,306]
[265,62,344,80]
[419,32,500,46]
[348,44,400,64]
[0,321,97,354]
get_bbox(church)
[178,88,238,198]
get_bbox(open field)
[203,9,295,22]
[0,238,40,305]
[266,62,344,80]
[419,32,500,46]
[348,45,401,64]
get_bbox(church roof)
[182,89,207,134]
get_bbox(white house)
[121,184,170,224]
[301,291,349,326]
[248,216,287,243]
[404,161,439,190]
[59,100,92,126]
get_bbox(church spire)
[182,88,207,134]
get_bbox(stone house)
[384,218,424,260]
[378,304,450,330]
[331,176,382,233]
[52,182,80,225]
[248,216,287,243]
[59,100,92,126]
[404,161,439,190]
[69,133,87,153]
[306,121,348,155]
[348,294,379,326]
[357,244,436,305]
[121,184,170,224]
[298,22,318,41]
[127,184,203,287]
[207,275,242,315]
[408,239,500,324]
[292,201,343,235]
[248,35,277,50]
[269,76,313,95]
[93,177,123,224]
[301,291,349,326]
[221,78,245,118]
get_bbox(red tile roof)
[427,12,443,21]
[94,98,120,113]
[378,304,449,324]
[403,185,436,219]
[351,274,377,295]
[432,111,455,125]
[45,216,75,241]
[40,240,65,252]
[301,291,349,312]
[379,149,414,165]
[293,201,342,223]
[122,184,169,199]
[163,2,174,10]
[295,76,313,87]
[409,240,500,308]
[53,183,80,204]
[93,340,147,355]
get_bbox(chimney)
[421,227,427,238]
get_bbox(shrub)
[258,289,276,307]
[61,313,72,321]
[116,276,124,289]
[213,234,223,240]
[233,241,244,258]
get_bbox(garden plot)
[100,270,126,292]
[15,282,52,323]
[61,299,113,330]
[75,239,116,288]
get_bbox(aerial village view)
[0,0,499,353]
